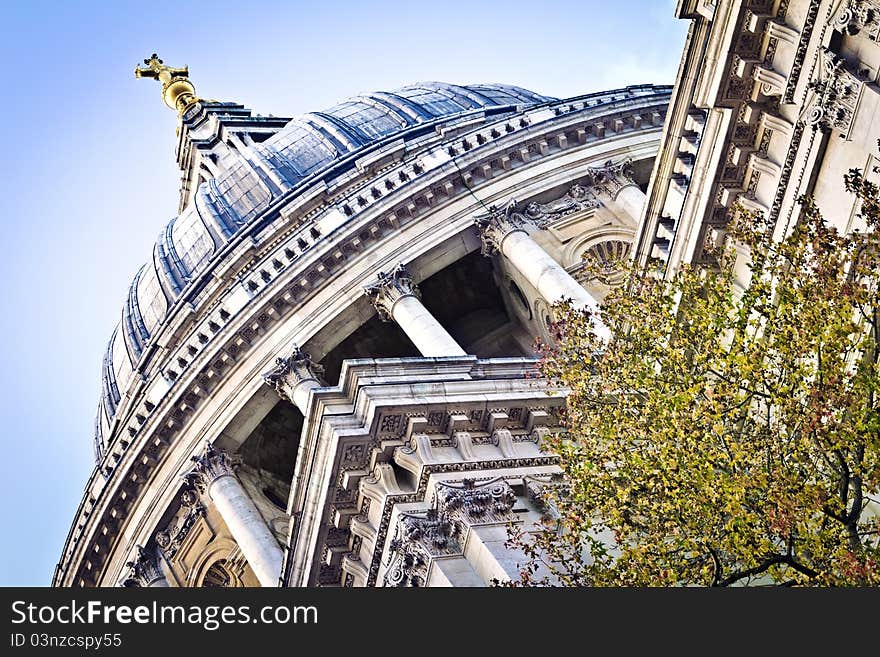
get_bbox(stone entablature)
[278,356,565,587]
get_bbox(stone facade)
[55,70,669,587]
[634,0,880,285]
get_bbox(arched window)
[201,560,234,587]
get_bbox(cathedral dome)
[95,81,555,458]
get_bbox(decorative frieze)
[518,184,600,227]
[154,489,206,558]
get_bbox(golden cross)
[134,53,198,114]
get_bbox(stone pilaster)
[434,477,522,585]
[383,509,462,587]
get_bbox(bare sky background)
[0,0,687,585]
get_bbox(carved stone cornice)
[435,477,517,525]
[185,442,237,492]
[806,49,865,137]
[834,0,880,42]
[383,508,461,587]
[363,264,421,321]
[262,345,325,402]
[122,545,164,587]
[154,489,206,558]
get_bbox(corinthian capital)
[473,200,532,256]
[585,159,638,201]
[364,264,421,321]
[186,442,237,491]
[834,1,880,41]
[262,345,325,402]
[122,545,165,587]
[805,49,865,138]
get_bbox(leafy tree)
[511,160,880,586]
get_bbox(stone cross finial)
[134,53,198,113]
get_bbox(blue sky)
[0,0,687,586]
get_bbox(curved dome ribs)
[101,330,121,417]
[154,234,184,297]
[92,80,668,462]
[123,266,151,360]
[306,112,367,151]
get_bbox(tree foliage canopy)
[515,163,880,586]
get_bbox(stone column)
[475,208,610,341]
[123,545,168,587]
[262,345,325,414]
[188,443,283,587]
[588,159,646,225]
[364,264,467,357]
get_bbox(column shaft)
[290,378,321,414]
[208,475,283,587]
[612,185,647,226]
[391,295,467,357]
[501,231,610,340]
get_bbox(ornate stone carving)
[834,0,880,42]
[583,159,638,201]
[524,473,566,522]
[806,49,864,137]
[185,442,237,492]
[122,545,164,587]
[383,508,461,587]
[363,264,421,321]
[155,489,206,558]
[520,184,600,227]
[435,477,517,525]
[262,345,324,402]
[474,201,533,256]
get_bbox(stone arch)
[187,538,249,588]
